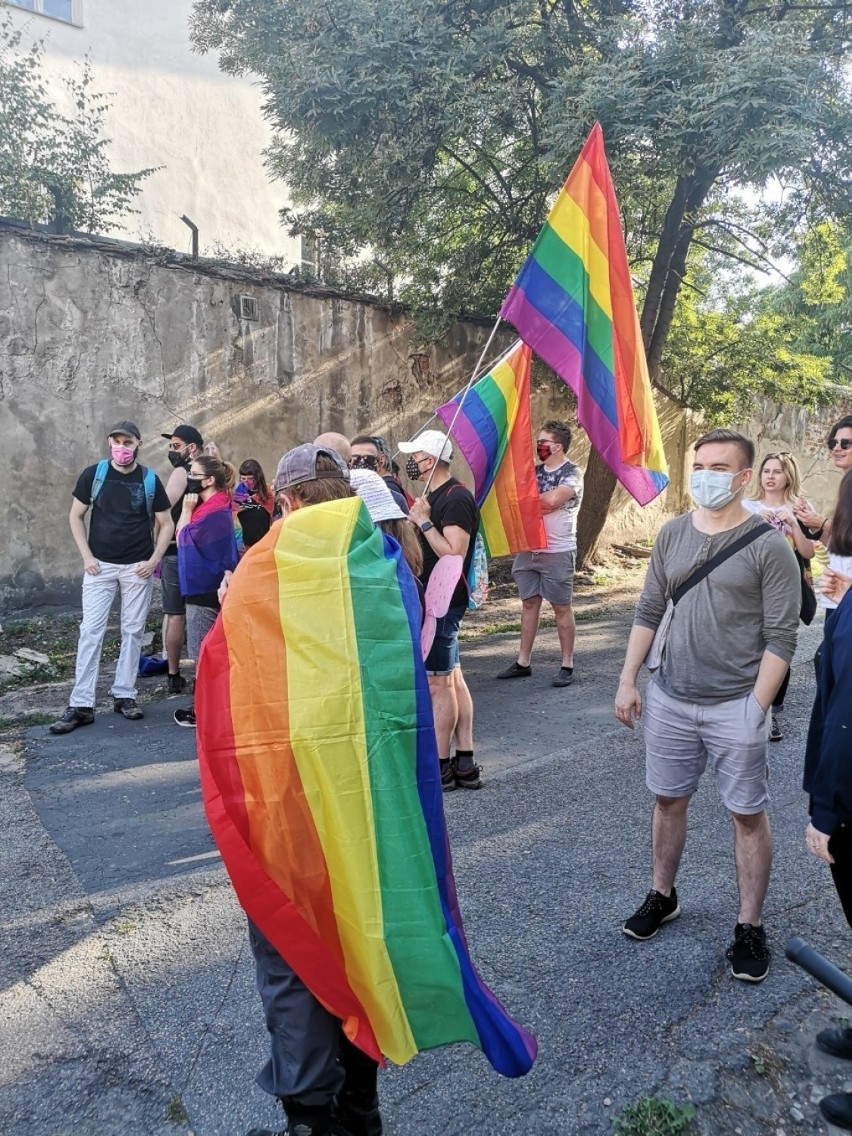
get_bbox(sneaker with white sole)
[623,888,680,940]
[726,922,770,982]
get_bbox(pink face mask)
[111,445,136,466]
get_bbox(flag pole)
[420,313,504,497]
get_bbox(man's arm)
[421,522,470,560]
[539,484,575,514]
[614,624,657,728]
[69,498,100,576]
[136,510,175,578]
[752,650,791,714]
[757,536,801,705]
[165,465,188,506]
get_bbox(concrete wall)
[6,0,297,261]
[5,225,837,614]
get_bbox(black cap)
[108,420,141,440]
[161,424,204,448]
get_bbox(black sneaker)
[820,1092,852,1130]
[496,661,532,679]
[623,888,680,940]
[440,759,456,792]
[114,698,143,720]
[49,706,94,735]
[174,708,197,729]
[167,672,187,695]
[335,1099,383,1136]
[769,715,782,742]
[552,666,574,688]
[453,761,482,790]
[817,1026,852,1060]
[726,922,770,982]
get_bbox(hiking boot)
[769,715,782,742]
[440,759,456,792]
[623,888,680,940]
[49,706,94,735]
[174,708,197,729]
[114,698,143,720]
[552,666,574,688]
[726,922,770,982]
[453,760,482,790]
[167,672,187,695]
[820,1091,852,1131]
[817,1026,852,1060]
[496,661,531,679]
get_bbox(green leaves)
[0,15,156,233]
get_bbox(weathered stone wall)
[5,225,839,614]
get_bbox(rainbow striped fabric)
[195,497,537,1076]
[501,123,669,505]
[436,341,546,557]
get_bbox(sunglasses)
[828,439,852,451]
[765,452,792,459]
[350,455,379,471]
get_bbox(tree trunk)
[576,444,618,568]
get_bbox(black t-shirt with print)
[73,463,170,565]
[420,477,479,609]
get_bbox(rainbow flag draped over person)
[436,341,546,557]
[500,123,668,506]
[195,497,537,1076]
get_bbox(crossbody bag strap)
[671,522,772,606]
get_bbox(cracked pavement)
[2,597,851,1135]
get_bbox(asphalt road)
[2,603,851,1136]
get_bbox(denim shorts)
[424,605,466,676]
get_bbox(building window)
[6,0,79,25]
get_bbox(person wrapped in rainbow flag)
[195,444,536,1136]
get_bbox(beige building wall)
[5,0,298,261]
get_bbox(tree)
[191,0,852,561]
[0,14,156,233]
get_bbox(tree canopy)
[0,14,155,233]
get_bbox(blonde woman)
[743,451,816,740]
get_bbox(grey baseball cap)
[274,444,350,493]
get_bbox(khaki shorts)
[512,550,576,606]
[642,679,770,815]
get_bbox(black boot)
[335,1034,382,1136]
[246,1099,354,1136]
[820,1091,852,1131]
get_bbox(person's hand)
[793,500,823,530]
[135,559,157,579]
[819,567,852,605]
[83,555,101,576]
[615,679,642,729]
[182,493,199,513]
[751,688,769,714]
[409,497,431,527]
[806,822,834,865]
[218,570,233,606]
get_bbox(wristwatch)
[420,521,434,533]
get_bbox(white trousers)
[70,561,154,707]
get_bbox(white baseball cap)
[349,469,406,523]
[397,429,453,463]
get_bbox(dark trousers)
[247,921,379,1126]
[829,824,852,929]
[773,666,791,711]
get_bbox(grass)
[611,1097,695,1135]
[0,711,55,729]
[165,1097,189,1125]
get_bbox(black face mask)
[168,450,188,469]
[405,456,424,481]
[185,478,204,495]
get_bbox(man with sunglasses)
[794,415,852,543]
[349,435,409,514]
[161,423,204,694]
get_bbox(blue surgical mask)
[690,470,743,510]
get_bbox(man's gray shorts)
[642,679,770,815]
[512,550,576,606]
[159,554,185,616]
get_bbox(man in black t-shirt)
[400,430,481,792]
[49,422,173,735]
[161,423,204,694]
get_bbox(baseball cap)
[397,429,453,463]
[349,468,406,523]
[108,420,141,440]
[161,424,204,448]
[274,444,350,493]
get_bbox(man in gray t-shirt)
[614,428,799,984]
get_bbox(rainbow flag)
[195,497,537,1076]
[500,123,668,505]
[436,341,546,557]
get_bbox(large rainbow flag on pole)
[500,123,669,505]
[195,497,537,1076]
[436,341,546,557]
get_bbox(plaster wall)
[6,0,296,260]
